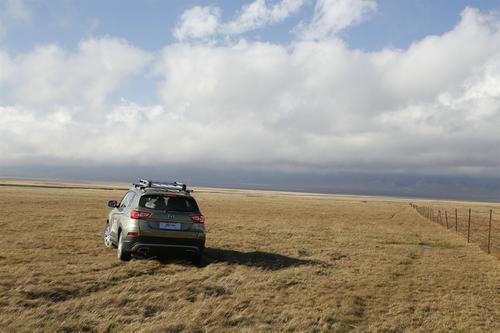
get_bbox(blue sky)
[0,0,499,199]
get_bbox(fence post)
[445,211,449,229]
[487,209,492,254]
[438,210,442,225]
[455,208,458,233]
[467,208,471,243]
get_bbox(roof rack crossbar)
[134,179,190,192]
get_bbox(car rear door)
[136,194,203,239]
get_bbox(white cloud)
[1,37,151,110]
[1,7,500,180]
[173,0,306,40]
[0,0,31,40]
[154,7,500,175]
[221,0,306,35]
[173,6,220,40]
[298,0,377,39]
[6,0,31,22]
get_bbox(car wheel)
[103,222,113,248]
[192,248,204,267]
[117,232,132,261]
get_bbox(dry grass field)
[0,180,500,333]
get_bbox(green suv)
[103,179,206,265]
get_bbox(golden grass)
[0,181,499,332]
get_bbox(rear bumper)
[123,236,205,254]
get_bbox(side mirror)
[107,200,118,208]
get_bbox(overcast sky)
[0,0,499,200]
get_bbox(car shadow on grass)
[154,248,323,270]
[204,248,322,270]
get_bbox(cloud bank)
[0,3,499,189]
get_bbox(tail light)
[130,210,151,219]
[191,214,205,224]
[127,231,139,237]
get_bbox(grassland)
[0,180,499,332]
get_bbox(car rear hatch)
[136,194,204,239]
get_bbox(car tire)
[117,232,132,261]
[103,222,113,248]
[192,248,204,267]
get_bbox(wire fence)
[410,203,500,258]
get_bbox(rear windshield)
[139,195,199,213]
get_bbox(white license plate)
[159,222,181,230]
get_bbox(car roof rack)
[133,179,192,193]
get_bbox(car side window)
[119,192,134,208]
[125,193,137,209]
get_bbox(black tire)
[103,222,113,248]
[117,232,132,261]
[192,248,204,267]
